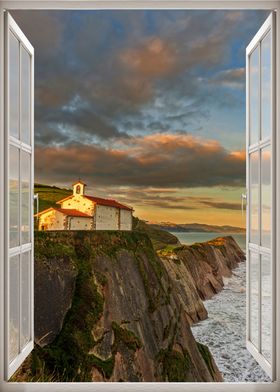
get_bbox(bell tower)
[72,180,87,196]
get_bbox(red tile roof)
[55,208,92,218]
[84,196,133,211]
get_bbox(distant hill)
[148,222,245,234]
[34,183,72,212]
[132,217,180,250]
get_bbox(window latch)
[241,192,247,217]
[34,193,39,219]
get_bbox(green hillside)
[133,217,180,250]
[34,184,72,212]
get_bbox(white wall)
[69,217,92,230]
[120,209,132,231]
[60,195,94,216]
[95,205,119,230]
[38,210,66,230]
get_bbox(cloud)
[35,104,127,145]
[109,189,199,210]
[35,133,245,188]
[11,9,269,150]
[105,189,243,214]
[200,200,241,210]
[208,67,245,89]
[120,38,177,78]
[11,11,65,58]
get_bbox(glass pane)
[21,46,31,145]
[250,151,259,244]
[9,254,19,363]
[21,251,31,349]
[21,151,31,244]
[250,46,260,145]
[9,145,20,248]
[261,31,272,140]
[9,32,20,139]
[261,147,271,248]
[261,254,272,363]
[250,251,259,349]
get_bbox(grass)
[196,342,215,378]
[28,232,105,382]
[111,321,142,353]
[156,348,191,382]
[133,217,180,250]
[89,355,115,379]
[34,231,76,260]
[157,244,185,258]
[34,183,72,213]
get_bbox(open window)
[4,12,34,379]
[1,6,278,386]
[246,12,276,379]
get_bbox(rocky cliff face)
[159,236,245,302]
[14,231,244,383]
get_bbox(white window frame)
[4,11,34,380]
[0,1,280,391]
[246,13,276,379]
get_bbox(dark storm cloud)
[35,105,126,145]
[35,134,245,188]
[11,9,269,147]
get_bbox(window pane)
[261,147,271,248]
[21,151,31,244]
[21,251,31,350]
[261,31,272,140]
[9,255,19,363]
[9,32,19,139]
[250,151,259,244]
[21,46,31,145]
[261,254,272,363]
[250,251,259,349]
[250,46,260,145]
[9,145,20,248]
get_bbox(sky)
[12,10,270,227]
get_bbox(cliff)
[159,236,245,302]
[13,232,244,382]
[133,217,181,250]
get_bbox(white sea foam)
[191,262,271,382]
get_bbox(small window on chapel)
[76,185,81,194]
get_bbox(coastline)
[168,231,268,382]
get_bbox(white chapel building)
[36,181,133,231]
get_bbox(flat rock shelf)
[191,261,270,382]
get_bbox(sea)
[168,231,270,383]
[168,231,246,251]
